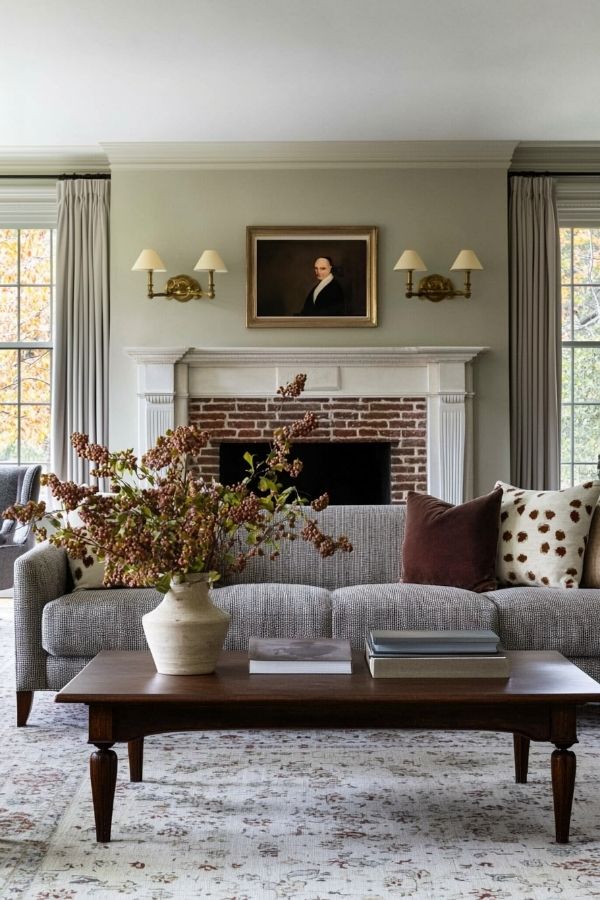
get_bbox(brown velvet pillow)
[402,488,503,592]
[581,504,600,588]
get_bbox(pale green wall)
[110,166,510,494]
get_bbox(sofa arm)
[13,542,70,691]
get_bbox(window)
[560,227,600,487]
[0,228,54,473]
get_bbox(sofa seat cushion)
[42,588,162,657]
[487,587,600,657]
[331,583,500,649]
[43,584,332,659]
[213,584,332,651]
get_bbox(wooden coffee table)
[56,649,600,843]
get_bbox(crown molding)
[0,141,521,174]
[102,141,518,171]
[0,146,109,176]
[511,142,600,172]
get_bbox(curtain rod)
[509,171,600,178]
[0,173,111,180]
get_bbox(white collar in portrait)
[313,272,333,302]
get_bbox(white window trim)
[557,178,600,227]
[0,183,57,228]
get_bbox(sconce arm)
[144,271,217,302]
[404,270,473,302]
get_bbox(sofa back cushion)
[223,505,406,590]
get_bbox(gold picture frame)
[246,225,378,327]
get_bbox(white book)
[248,637,352,674]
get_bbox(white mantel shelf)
[125,346,488,504]
[126,346,486,367]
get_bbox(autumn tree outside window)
[0,228,54,476]
[560,226,600,487]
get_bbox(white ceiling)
[2,0,600,151]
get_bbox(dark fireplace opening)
[219,441,391,505]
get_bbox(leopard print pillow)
[495,480,600,589]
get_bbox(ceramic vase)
[142,572,230,675]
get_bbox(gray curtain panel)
[52,179,110,482]
[509,176,561,490]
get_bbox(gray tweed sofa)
[13,504,600,725]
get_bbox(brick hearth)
[188,396,427,503]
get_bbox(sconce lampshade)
[450,249,483,271]
[194,250,228,273]
[132,249,167,272]
[393,250,427,272]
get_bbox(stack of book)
[248,637,352,674]
[365,629,510,679]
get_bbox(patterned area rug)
[2,605,600,899]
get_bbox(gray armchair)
[0,464,42,590]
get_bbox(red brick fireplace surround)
[126,346,485,504]
[188,396,427,503]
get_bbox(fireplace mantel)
[126,346,487,504]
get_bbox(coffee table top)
[55,649,600,706]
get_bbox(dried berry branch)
[4,374,352,592]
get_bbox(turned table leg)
[128,737,144,782]
[513,734,530,783]
[551,747,576,844]
[90,744,117,842]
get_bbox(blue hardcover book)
[368,629,500,656]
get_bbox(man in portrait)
[297,256,345,316]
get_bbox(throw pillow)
[65,499,108,591]
[67,548,105,591]
[495,480,600,589]
[401,488,503,592]
[581,504,600,588]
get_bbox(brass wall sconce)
[132,248,228,302]
[394,249,483,302]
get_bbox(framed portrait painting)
[246,225,378,327]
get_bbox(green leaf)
[258,477,280,493]
[155,573,172,594]
[243,451,255,472]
